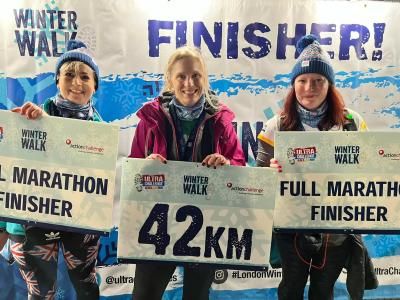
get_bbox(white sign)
[118,159,276,268]
[274,131,400,233]
[0,110,119,233]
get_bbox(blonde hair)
[57,61,97,91]
[59,61,95,78]
[163,46,217,108]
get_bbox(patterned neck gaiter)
[297,100,328,128]
[53,94,94,120]
[170,95,205,121]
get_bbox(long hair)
[162,46,217,108]
[280,85,346,131]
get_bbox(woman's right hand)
[11,102,46,120]
[146,153,167,164]
[270,158,282,172]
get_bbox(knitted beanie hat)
[55,39,99,90]
[291,34,335,85]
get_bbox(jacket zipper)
[144,129,152,157]
[192,114,213,162]
[161,107,180,160]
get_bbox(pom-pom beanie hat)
[55,39,99,90]
[291,34,335,85]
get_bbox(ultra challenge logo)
[135,174,165,192]
[287,146,317,165]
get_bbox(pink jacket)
[129,95,245,166]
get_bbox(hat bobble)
[66,39,87,51]
[296,34,319,55]
[55,39,100,90]
[291,34,335,85]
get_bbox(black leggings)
[133,263,215,300]
[276,233,350,300]
[12,226,100,300]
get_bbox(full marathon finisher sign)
[0,110,119,234]
[274,131,400,233]
[118,159,276,268]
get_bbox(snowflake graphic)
[113,80,143,110]
[55,287,65,300]
[76,25,97,52]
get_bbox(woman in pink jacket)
[130,46,245,300]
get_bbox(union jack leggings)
[10,226,100,300]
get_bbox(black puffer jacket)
[345,234,379,299]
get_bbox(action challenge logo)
[378,149,400,161]
[0,127,4,142]
[65,138,104,155]
[287,146,317,165]
[135,174,166,192]
[226,182,264,196]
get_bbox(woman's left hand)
[202,153,230,168]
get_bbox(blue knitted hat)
[291,35,335,85]
[55,39,99,90]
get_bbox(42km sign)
[117,159,276,268]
